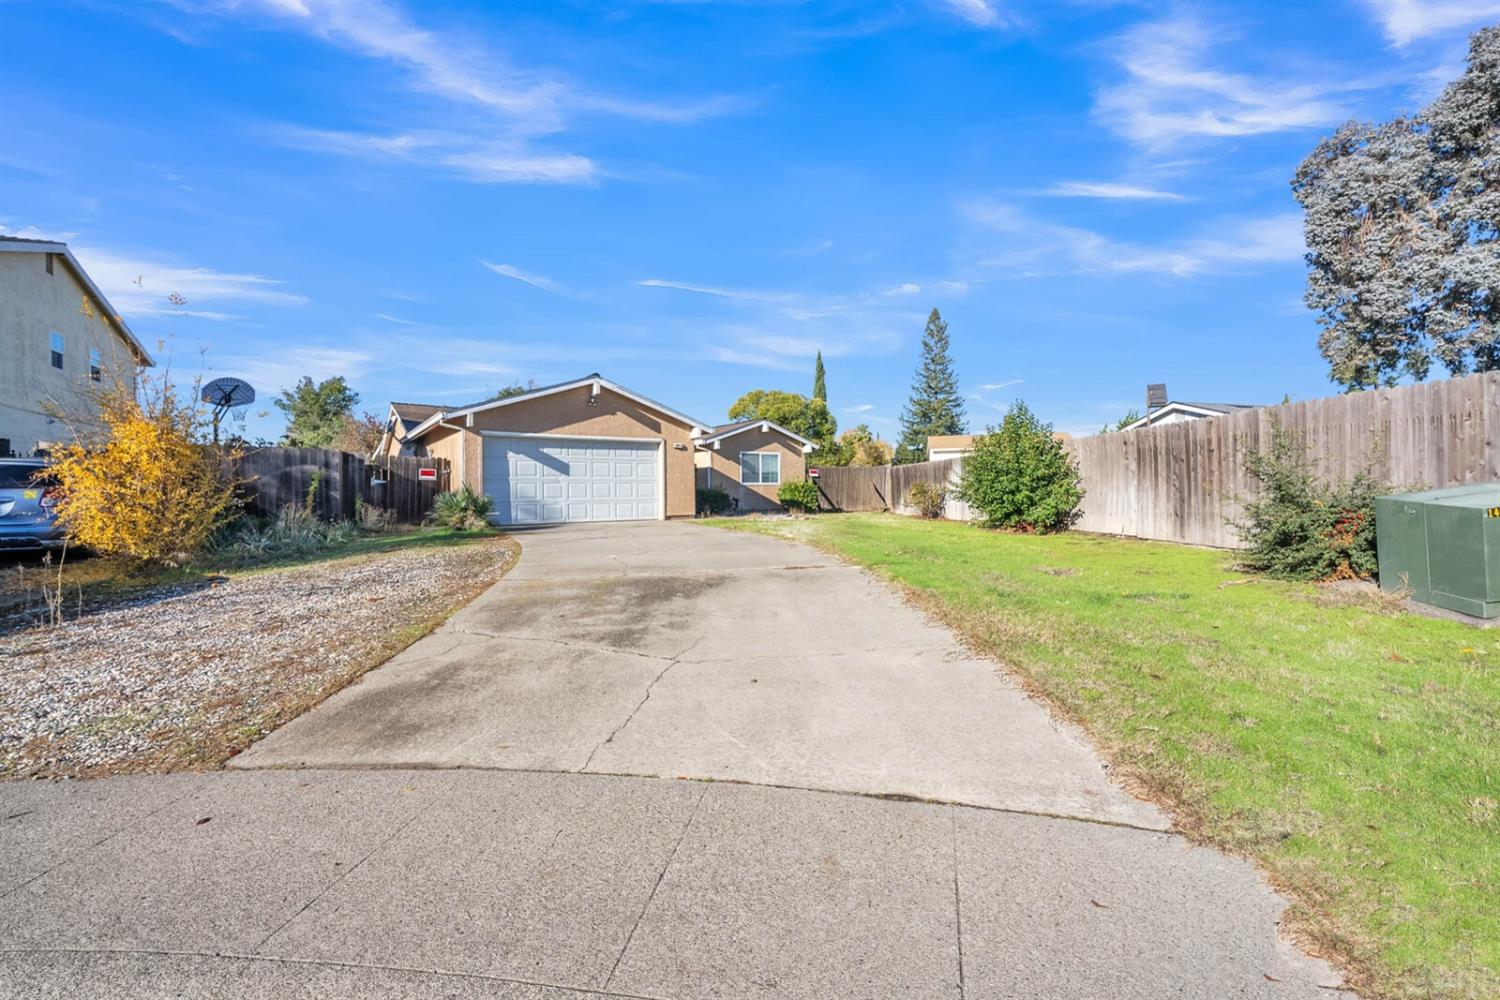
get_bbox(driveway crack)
[603,784,707,990]
[579,631,708,773]
[951,808,966,1000]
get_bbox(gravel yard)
[0,534,518,779]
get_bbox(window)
[89,347,101,382]
[740,451,780,485]
[49,332,63,370]
[44,253,53,275]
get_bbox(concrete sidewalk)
[0,769,1343,1000]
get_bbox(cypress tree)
[812,351,827,402]
[896,308,966,463]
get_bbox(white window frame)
[740,450,780,485]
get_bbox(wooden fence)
[230,448,450,524]
[810,458,966,516]
[1068,370,1500,548]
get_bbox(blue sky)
[4,0,1497,440]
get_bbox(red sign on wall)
[418,468,438,482]
[808,468,820,479]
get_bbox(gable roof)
[0,237,154,366]
[694,419,817,452]
[390,401,442,428]
[1121,400,1260,431]
[403,374,708,442]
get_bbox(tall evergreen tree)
[896,308,966,462]
[812,351,827,402]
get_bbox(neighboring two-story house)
[0,236,153,456]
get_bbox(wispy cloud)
[979,379,1024,390]
[1042,181,1188,202]
[271,127,597,184]
[964,200,1304,278]
[179,0,744,184]
[482,260,561,293]
[374,312,424,327]
[881,282,922,296]
[845,403,875,413]
[1364,0,1500,46]
[1095,17,1353,148]
[938,0,1014,30]
[202,345,372,397]
[637,278,791,302]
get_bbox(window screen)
[49,332,63,370]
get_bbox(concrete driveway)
[235,521,1159,827]
[0,521,1347,999]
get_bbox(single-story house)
[1121,383,1260,431]
[927,431,1071,461]
[695,419,815,512]
[927,435,976,461]
[378,374,815,525]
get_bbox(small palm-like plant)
[432,484,494,530]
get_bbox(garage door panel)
[484,436,660,526]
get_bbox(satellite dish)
[202,377,256,409]
[202,377,256,444]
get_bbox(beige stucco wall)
[701,427,807,512]
[412,385,699,519]
[0,252,142,455]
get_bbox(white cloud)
[637,278,791,302]
[2,225,307,320]
[845,403,875,413]
[482,260,561,293]
[179,0,744,184]
[964,200,1305,278]
[202,345,372,398]
[938,0,1013,29]
[1364,0,1500,46]
[271,127,597,185]
[979,379,1024,390]
[373,312,424,327]
[1043,181,1188,202]
[881,282,922,296]
[1095,17,1352,147]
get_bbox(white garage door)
[482,436,660,525]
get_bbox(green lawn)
[708,513,1497,1000]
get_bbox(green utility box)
[1375,483,1500,619]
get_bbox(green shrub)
[904,480,946,519]
[696,487,731,517]
[955,401,1084,533]
[1230,422,1387,581]
[210,505,357,563]
[778,480,820,512]
[432,484,494,530]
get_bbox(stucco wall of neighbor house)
[419,385,698,519]
[0,252,140,454]
[704,427,806,512]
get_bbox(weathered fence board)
[229,448,450,524]
[811,465,889,511]
[1068,370,1500,549]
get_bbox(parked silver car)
[0,458,65,552]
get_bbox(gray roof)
[1173,401,1260,414]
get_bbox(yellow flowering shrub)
[47,377,239,564]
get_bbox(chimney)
[1146,383,1168,415]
